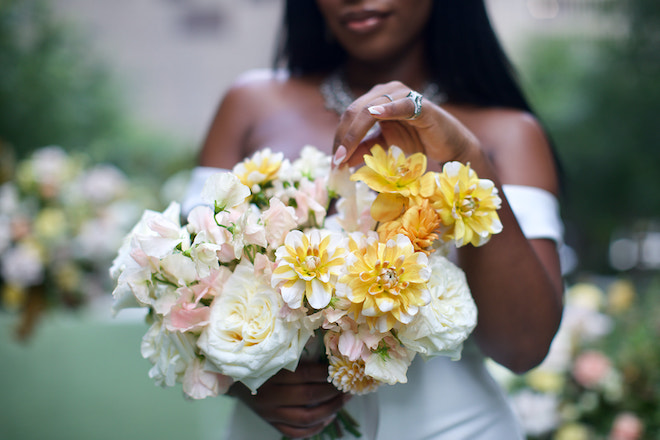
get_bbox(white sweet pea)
[201,172,251,211]
[197,261,313,393]
[141,318,198,388]
[364,337,415,385]
[159,252,198,287]
[293,145,331,180]
[331,173,377,233]
[110,202,189,315]
[228,205,267,257]
[397,253,477,360]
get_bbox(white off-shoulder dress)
[183,169,564,440]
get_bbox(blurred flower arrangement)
[489,276,660,439]
[110,145,502,438]
[0,145,148,340]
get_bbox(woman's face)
[315,0,433,64]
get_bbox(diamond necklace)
[320,69,447,115]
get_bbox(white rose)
[397,253,477,360]
[198,261,313,393]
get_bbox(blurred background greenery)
[0,0,658,439]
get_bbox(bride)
[189,0,564,438]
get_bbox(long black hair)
[274,0,533,112]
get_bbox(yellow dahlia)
[328,353,381,395]
[377,198,442,255]
[350,145,430,222]
[430,161,502,247]
[338,234,431,332]
[232,148,283,188]
[272,229,346,310]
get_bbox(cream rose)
[197,260,313,393]
[397,253,477,360]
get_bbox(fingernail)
[368,105,385,115]
[333,145,347,166]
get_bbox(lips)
[340,9,390,33]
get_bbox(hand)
[331,81,480,168]
[229,361,349,439]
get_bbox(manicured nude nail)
[333,145,347,166]
[368,105,385,115]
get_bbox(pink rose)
[609,412,644,440]
[572,350,611,388]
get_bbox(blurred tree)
[0,0,194,182]
[521,0,660,273]
[0,0,121,155]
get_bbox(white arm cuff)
[502,184,564,245]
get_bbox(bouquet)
[0,146,142,340]
[110,145,502,437]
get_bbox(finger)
[367,94,422,121]
[267,393,345,427]
[268,382,343,407]
[332,95,393,167]
[272,418,333,440]
[274,361,332,384]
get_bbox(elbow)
[484,314,563,374]
[501,346,552,375]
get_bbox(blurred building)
[50,0,615,147]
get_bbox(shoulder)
[449,106,559,194]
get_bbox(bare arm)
[198,77,255,168]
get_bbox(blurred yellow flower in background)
[526,369,566,394]
[607,279,636,314]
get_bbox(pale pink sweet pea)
[226,205,267,257]
[164,268,229,332]
[182,358,233,399]
[262,198,298,248]
[167,299,210,333]
[187,205,231,244]
[293,179,328,226]
[609,412,644,440]
[572,350,612,388]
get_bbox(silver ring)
[382,94,394,102]
[406,90,423,119]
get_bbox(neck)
[342,43,432,95]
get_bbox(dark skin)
[198,1,563,437]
